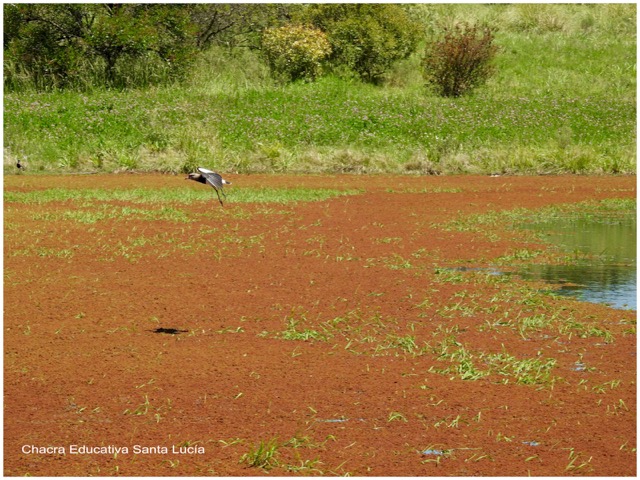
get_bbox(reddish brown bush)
[422,23,498,97]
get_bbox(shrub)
[300,4,422,83]
[422,23,498,97]
[4,4,197,91]
[261,24,332,82]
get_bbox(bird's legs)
[214,188,224,206]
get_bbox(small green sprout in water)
[240,438,280,470]
[388,412,408,422]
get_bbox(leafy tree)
[422,23,498,97]
[4,4,94,89]
[4,4,197,90]
[299,4,422,83]
[261,24,331,82]
[190,4,294,50]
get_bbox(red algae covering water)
[4,174,636,476]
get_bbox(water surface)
[517,214,636,310]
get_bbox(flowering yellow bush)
[261,24,332,82]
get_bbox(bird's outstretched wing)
[198,167,224,190]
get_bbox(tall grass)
[3,4,635,175]
[3,52,179,94]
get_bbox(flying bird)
[186,167,232,206]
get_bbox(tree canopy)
[299,4,422,83]
[4,3,422,90]
[4,4,197,89]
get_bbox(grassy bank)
[3,4,636,176]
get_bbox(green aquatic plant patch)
[438,198,636,239]
[3,186,360,205]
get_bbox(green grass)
[5,188,361,228]
[278,317,329,342]
[239,438,280,470]
[3,4,635,175]
[238,436,329,474]
[438,198,636,258]
[428,332,559,386]
[4,186,360,205]
[29,205,192,224]
[4,76,634,175]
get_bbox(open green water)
[518,214,636,310]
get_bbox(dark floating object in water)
[153,327,188,335]
[315,417,366,424]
